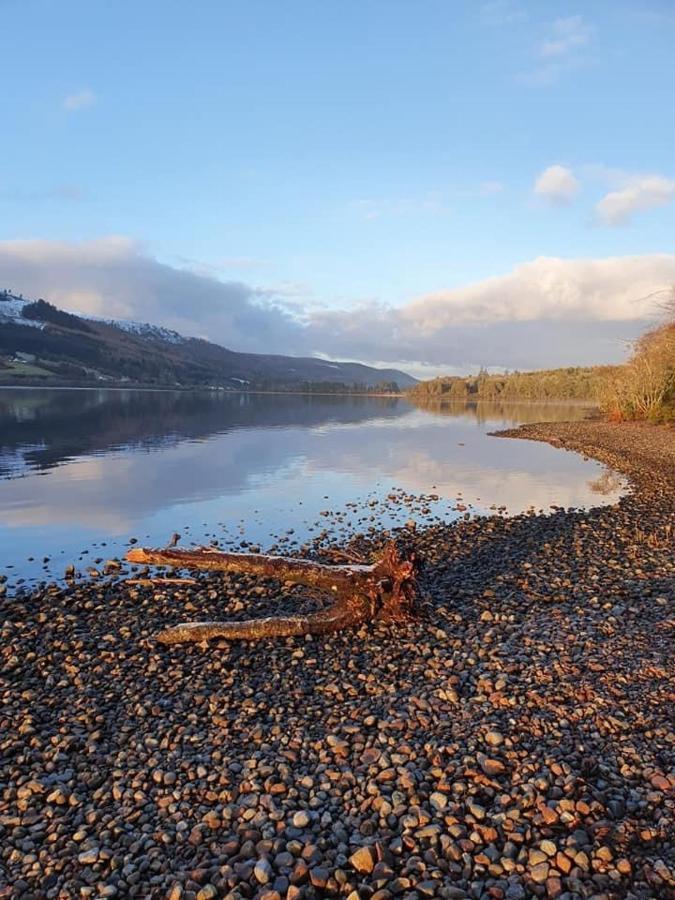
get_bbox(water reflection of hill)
[0,390,625,584]
[0,389,408,479]
[410,398,596,426]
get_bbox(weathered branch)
[125,542,418,643]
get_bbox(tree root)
[125,541,419,643]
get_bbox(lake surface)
[0,389,625,587]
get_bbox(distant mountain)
[0,291,416,390]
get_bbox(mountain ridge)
[0,291,416,390]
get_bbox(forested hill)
[0,291,416,391]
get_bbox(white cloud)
[534,165,580,205]
[0,237,304,355]
[400,256,671,325]
[304,255,675,369]
[595,175,675,225]
[62,89,96,112]
[1,239,672,372]
[520,15,593,85]
[539,15,591,58]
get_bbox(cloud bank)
[0,238,304,356]
[1,238,672,373]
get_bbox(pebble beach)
[1,420,673,899]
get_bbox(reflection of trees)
[0,389,603,482]
[411,398,594,426]
[588,470,624,496]
[0,391,626,543]
[0,390,407,479]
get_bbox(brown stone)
[650,774,671,791]
[555,852,572,875]
[545,876,562,898]
[530,862,549,883]
[478,754,506,776]
[350,846,376,874]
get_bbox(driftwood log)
[126,542,418,644]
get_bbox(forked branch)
[125,542,419,643]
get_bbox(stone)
[77,847,100,866]
[196,888,217,900]
[309,867,329,889]
[477,753,506,776]
[292,811,310,828]
[529,850,548,866]
[650,774,670,791]
[530,862,549,883]
[555,852,571,875]
[254,859,273,885]
[545,876,562,898]
[350,846,376,874]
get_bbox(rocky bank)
[1,420,673,899]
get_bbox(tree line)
[409,293,674,423]
[409,366,608,403]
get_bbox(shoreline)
[1,420,673,898]
[0,384,600,406]
[0,384,408,398]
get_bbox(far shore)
[0,381,601,406]
[0,381,407,397]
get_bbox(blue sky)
[1,0,675,373]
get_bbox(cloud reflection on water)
[0,390,624,582]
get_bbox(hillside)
[0,292,416,391]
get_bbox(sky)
[1,0,675,376]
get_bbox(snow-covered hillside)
[0,291,416,387]
[0,293,185,344]
[103,318,186,345]
[0,293,45,329]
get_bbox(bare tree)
[599,286,675,421]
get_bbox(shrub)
[599,296,675,422]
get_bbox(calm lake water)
[0,388,625,587]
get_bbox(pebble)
[349,846,376,874]
[292,810,311,828]
[77,848,100,866]
[254,858,273,885]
